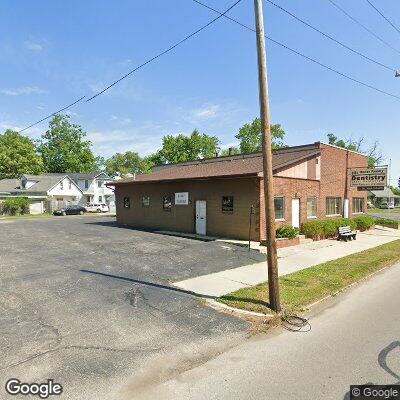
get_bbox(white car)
[85,203,110,213]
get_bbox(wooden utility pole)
[254,0,281,312]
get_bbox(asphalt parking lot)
[0,215,265,399]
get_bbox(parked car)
[53,205,87,216]
[85,203,110,213]
[380,201,395,209]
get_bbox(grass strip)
[219,240,400,315]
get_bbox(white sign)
[175,192,189,205]
[350,167,387,189]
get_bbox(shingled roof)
[110,143,321,185]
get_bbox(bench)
[337,226,357,241]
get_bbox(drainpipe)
[344,150,350,218]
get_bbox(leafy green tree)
[105,151,153,177]
[220,147,241,156]
[235,118,286,153]
[38,114,97,173]
[0,130,44,179]
[327,133,383,167]
[151,129,220,164]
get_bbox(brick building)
[110,142,368,241]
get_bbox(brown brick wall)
[259,144,368,240]
[115,177,260,240]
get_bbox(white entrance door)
[196,200,207,235]
[291,198,300,228]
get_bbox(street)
[0,216,267,399]
[131,262,400,400]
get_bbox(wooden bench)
[337,226,357,241]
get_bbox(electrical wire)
[327,0,400,56]
[17,0,243,133]
[265,0,396,72]
[18,96,86,133]
[365,0,400,37]
[193,0,400,101]
[85,0,243,102]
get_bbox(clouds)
[24,40,44,52]
[0,86,46,96]
[191,104,220,120]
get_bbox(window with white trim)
[326,197,342,216]
[307,197,317,218]
[352,197,364,213]
[274,197,285,220]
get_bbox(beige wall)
[115,177,260,240]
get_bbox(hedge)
[374,218,399,229]
[1,198,31,215]
[351,215,375,231]
[301,217,361,240]
[276,225,299,239]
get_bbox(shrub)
[352,215,375,231]
[374,218,399,229]
[301,217,357,240]
[2,197,31,215]
[276,225,299,239]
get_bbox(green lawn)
[368,208,400,213]
[219,240,400,315]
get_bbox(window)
[326,197,342,216]
[123,197,130,208]
[142,196,150,207]
[85,180,89,189]
[60,181,64,190]
[98,196,103,203]
[69,181,72,190]
[307,197,317,218]
[163,196,172,211]
[274,197,285,220]
[98,180,103,188]
[352,197,364,214]
[222,196,234,213]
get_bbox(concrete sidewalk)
[173,227,400,297]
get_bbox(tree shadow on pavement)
[343,341,400,399]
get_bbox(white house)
[69,172,115,207]
[0,174,83,214]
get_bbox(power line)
[86,0,243,102]
[18,96,86,133]
[365,0,400,36]
[17,0,243,132]
[327,0,400,56]
[193,0,400,101]
[265,0,397,72]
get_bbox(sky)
[0,0,399,185]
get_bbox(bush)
[301,217,357,240]
[352,215,375,231]
[374,218,399,229]
[2,197,31,215]
[276,225,299,239]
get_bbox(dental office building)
[110,142,368,242]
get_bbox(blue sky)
[1,0,399,184]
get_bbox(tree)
[105,151,153,177]
[38,114,97,173]
[327,133,383,167]
[151,129,220,164]
[235,118,287,153]
[0,130,44,179]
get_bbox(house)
[0,174,83,214]
[109,142,368,242]
[69,172,115,208]
[369,187,400,207]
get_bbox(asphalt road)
[0,215,265,399]
[368,211,400,221]
[134,263,400,400]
